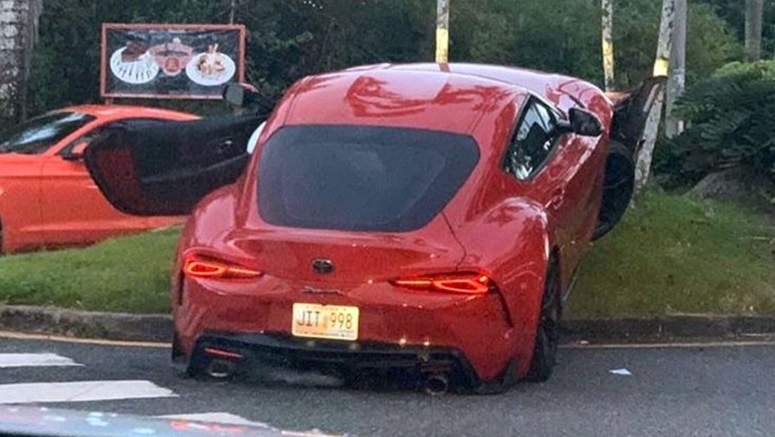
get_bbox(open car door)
[608,76,668,155]
[593,76,668,241]
[84,116,264,216]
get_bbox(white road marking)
[160,413,267,427]
[0,353,82,368]
[0,380,177,404]
[609,368,632,376]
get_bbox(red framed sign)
[101,23,246,100]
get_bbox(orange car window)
[0,112,95,155]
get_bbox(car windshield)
[258,125,480,232]
[0,111,95,155]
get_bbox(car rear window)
[258,125,479,232]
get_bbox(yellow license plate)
[292,303,360,341]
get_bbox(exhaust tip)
[206,360,235,379]
[423,374,449,396]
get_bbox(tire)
[524,261,561,383]
[592,141,635,241]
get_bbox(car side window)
[504,98,560,181]
[58,118,165,157]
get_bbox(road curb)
[561,315,775,342]
[0,306,172,343]
[2,305,775,344]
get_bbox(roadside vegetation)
[1,194,772,316]
[0,228,179,314]
[568,193,775,317]
[27,0,741,118]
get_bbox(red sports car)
[84,64,663,393]
[0,105,196,254]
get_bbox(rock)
[689,167,775,202]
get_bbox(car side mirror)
[222,83,259,108]
[62,141,88,161]
[567,108,603,137]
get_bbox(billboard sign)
[101,23,246,100]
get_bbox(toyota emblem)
[312,259,335,274]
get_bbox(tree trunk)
[435,0,449,63]
[634,0,674,195]
[229,0,237,24]
[665,0,686,139]
[745,0,764,61]
[602,0,615,92]
[0,0,42,124]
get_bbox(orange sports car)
[0,105,197,254]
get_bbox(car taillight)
[392,273,494,295]
[183,253,263,280]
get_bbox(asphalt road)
[1,335,774,437]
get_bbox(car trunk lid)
[220,217,466,284]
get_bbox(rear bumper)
[184,332,485,387]
[175,276,523,382]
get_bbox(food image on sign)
[109,35,159,85]
[197,44,226,75]
[186,43,237,87]
[149,38,194,77]
[121,35,149,62]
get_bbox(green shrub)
[655,60,775,189]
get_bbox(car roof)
[387,63,587,95]
[58,104,198,120]
[280,64,530,135]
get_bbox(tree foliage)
[697,0,775,57]
[655,60,775,188]
[26,0,741,117]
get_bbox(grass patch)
[567,193,775,318]
[0,228,180,314]
[1,194,773,316]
